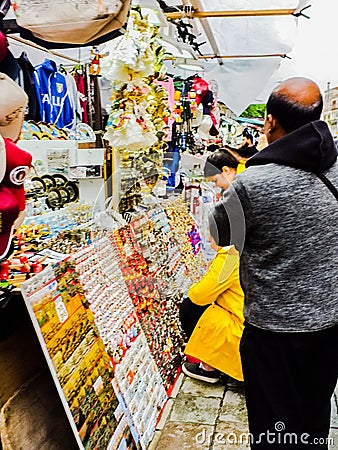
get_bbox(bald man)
[216,77,338,449]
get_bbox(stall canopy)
[3,0,310,114]
[159,0,310,114]
[3,0,131,48]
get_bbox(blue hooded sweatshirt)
[34,59,75,130]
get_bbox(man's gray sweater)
[220,120,338,332]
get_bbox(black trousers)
[240,323,338,449]
[179,297,209,339]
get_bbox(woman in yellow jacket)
[180,207,244,384]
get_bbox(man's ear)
[265,114,277,134]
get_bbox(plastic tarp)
[6,0,130,48]
[168,0,309,114]
[205,57,283,115]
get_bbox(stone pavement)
[149,375,338,450]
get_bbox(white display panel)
[18,140,78,175]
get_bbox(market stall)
[0,1,309,448]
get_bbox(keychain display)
[17,195,206,449]
[172,78,198,154]
[112,223,181,391]
[113,200,205,391]
[37,228,92,254]
[71,237,167,449]
[1,203,94,289]
[163,197,206,283]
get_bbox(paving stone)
[169,394,221,425]
[180,377,226,399]
[154,422,214,450]
[218,390,248,425]
[329,428,338,450]
[331,396,338,428]
[211,421,250,450]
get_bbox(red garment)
[0,185,19,259]
[192,77,209,105]
[186,355,201,364]
[3,138,32,210]
[0,31,8,63]
[74,73,88,124]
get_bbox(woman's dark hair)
[204,149,239,177]
[266,90,323,133]
[208,205,231,247]
[206,143,221,153]
[223,144,239,154]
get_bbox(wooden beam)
[7,35,80,63]
[165,9,296,20]
[185,0,223,65]
[198,53,285,59]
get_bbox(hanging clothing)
[86,67,96,128]
[65,72,82,125]
[0,35,20,81]
[34,59,75,129]
[92,75,102,131]
[74,72,88,124]
[16,52,40,121]
[87,73,103,145]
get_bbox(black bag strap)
[315,172,338,202]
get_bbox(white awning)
[161,0,309,114]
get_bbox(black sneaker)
[227,377,245,390]
[182,362,220,384]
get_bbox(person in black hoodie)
[237,128,258,158]
[217,77,338,449]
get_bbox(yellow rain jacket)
[184,246,244,380]
[236,158,246,174]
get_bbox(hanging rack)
[198,53,287,60]
[7,35,81,64]
[164,8,297,20]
